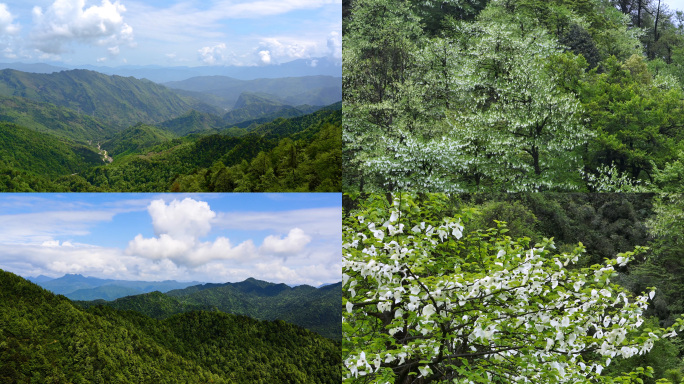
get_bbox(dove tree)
[342,193,684,383]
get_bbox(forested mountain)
[344,0,684,192]
[159,110,226,136]
[0,69,196,129]
[0,269,341,383]
[167,278,341,339]
[77,278,342,339]
[77,105,341,192]
[0,122,102,178]
[0,100,340,192]
[0,95,115,142]
[102,124,177,158]
[0,65,341,192]
[36,274,202,301]
[165,75,342,110]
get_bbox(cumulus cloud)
[127,198,263,267]
[0,4,19,35]
[327,31,341,59]
[127,198,320,269]
[148,198,215,240]
[260,228,311,255]
[198,43,227,65]
[258,50,270,65]
[31,0,134,54]
[255,37,319,65]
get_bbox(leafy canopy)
[342,193,684,383]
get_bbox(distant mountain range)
[165,75,342,110]
[76,277,342,339]
[0,57,342,82]
[29,273,202,301]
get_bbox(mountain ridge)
[0,268,341,383]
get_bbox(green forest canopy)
[0,269,341,384]
[343,0,684,192]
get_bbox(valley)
[0,67,341,192]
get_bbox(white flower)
[422,304,436,318]
[346,301,353,313]
[418,365,432,377]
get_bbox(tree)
[343,0,423,191]
[343,193,684,383]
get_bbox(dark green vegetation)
[0,68,341,192]
[0,269,341,383]
[344,0,684,192]
[344,193,684,383]
[76,278,342,340]
[0,95,114,142]
[0,69,198,129]
[34,274,201,301]
[83,105,341,192]
[0,122,102,179]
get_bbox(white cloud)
[215,207,341,237]
[127,198,260,267]
[198,43,227,65]
[127,233,192,261]
[0,4,19,35]
[0,210,116,244]
[258,50,270,64]
[255,37,319,64]
[260,228,311,255]
[327,31,341,59]
[148,198,215,241]
[31,0,134,54]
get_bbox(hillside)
[159,109,226,136]
[0,269,341,383]
[0,69,195,129]
[167,278,342,339]
[0,95,115,142]
[101,124,177,158]
[0,122,102,178]
[77,278,341,339]
[78,105,341,192]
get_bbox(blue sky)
[0,0,341,66]
[667,0,684,12]
[0,193,341,285]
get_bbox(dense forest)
[343,193,684,383]
[0,269,341,383]
[343,0,684,192]
[75,278,342,340]
[0,69,341,192]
